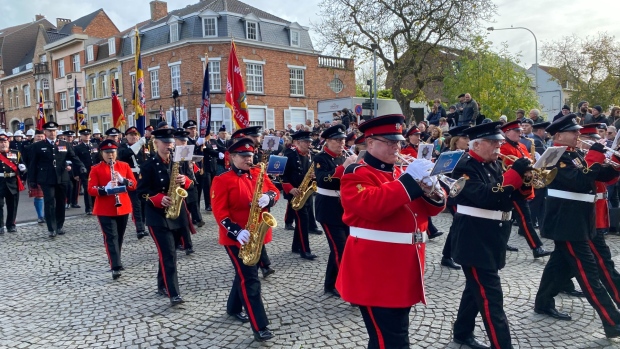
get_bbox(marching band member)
[173,129,198,255]
[87,140,136,280]
[400,125,420,157]
[211,137,279,341]
[313,124,357,297]
[0,133,26,234]
[337,114,446,348]
[137,128,194,306]
[63,130,81,209]
[535,114,620,338]
[499,121,552,258]
[183,120,206,226]
[74,129,97,215]
[529,122,551,230]
[451,122,533,349]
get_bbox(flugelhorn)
[395,153,465,198]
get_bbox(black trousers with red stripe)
[307,195,318,230]
[149,226,181,298]
[257,245,271,269]
[174,227,193,250]
[442,205,457,259]
[513,199,543,250]
[291,201,311,254]
[224,245,269,332]
[285,202,294,226]
[321,223,348,291]
[529,188,546,228]
[454,266,512,349]
[98,215,129,271]
[127,190,145,233]
[79,177,93,213]
[535,240,620,326]
[589,231,620,307]
[359,306,410,349]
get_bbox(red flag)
[225,41,249,130]
[37,91,46,130]
[112,80,126,129]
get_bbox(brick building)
[119,0,354,132]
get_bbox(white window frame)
[130,72,136,96]
[170,63,181,93]
[209,60,221,91]
[40,54,47,63]
[91,116,99,131]
[23,85,31,107]
[170,23,179,43]
[290,30,300,47]
[150,69,160,98]
[68,87,75,108]
[202,17,218,38]
[245,63,264,94]
[42,79,50,101]
[72,54,80,72]
[108,38,116,55]
[14,88,18,108]
[90,76,98,100]
[289,67,305,96]
[101,74,109,98]
[246,21,258,40]
[248,106,267,128]
[87,45,94,61]
[58,59,65,77]
[101,115,111,131]
[131,35,136,55]
[60,92,67,110]
[284,107,314,130]
[7,90,12,109]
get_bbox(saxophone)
[291,163,317,211]
[165,154,189,219]
[239,162,278,266]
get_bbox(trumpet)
[578,139,620,168]
[395,153,465,198]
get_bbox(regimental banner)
[225,41,249,130]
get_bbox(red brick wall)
[84,12,120,39]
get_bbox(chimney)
[35,14,45,21]
[56,18,71,30]
[71,25,83,34]
[150,1,168,22]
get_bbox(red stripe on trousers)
[322,223,340,268]
[149,227,171,298]
[588,240,620,304]
[566,241,615,325]
[471,267,501,349]
[97,217,113,269]
[294,210,307,252]
[513,202,536,248]
[366,307,386,349]
[225,246,259,331]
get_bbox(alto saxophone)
[165,154,189,219]
[291,163,317,211]
[239,162,277,266]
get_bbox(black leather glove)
[511,158,533,177]
[589,142,606,153]
[80,166,88,174]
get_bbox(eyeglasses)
[371,137,401,147]
[608,132,615,135]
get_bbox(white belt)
[131,168,140,173]
[317,187,339,197]
[457,205,512,221]
[350,226,428,244]
[0,173,16,178]
[548,189,596,203]
[596,192,608,201]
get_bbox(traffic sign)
[362,102,375,110]
[19,122,24,131]
[354,104,363,116]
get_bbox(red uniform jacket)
[87,160,137,216]
[211,167,280,247]
[336,156,446,308]
[401,144,418,158]
[596,170,620,229]
[500,141,535,200]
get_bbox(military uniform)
[529,122,551,229]
[27,122,85,236]
[172,128,200,254]
[0,138,26,233]
[74,129,98,214]
[201,138,220,210]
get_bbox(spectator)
[529,109,544,124]
[418,121,430,142]
[457,93,478,126]
[428,127,444,159]
[438,117,450,133]
[446,105,458,128]
[606,126,617,148]
[426,99,446,126]
[456,94,466,121]
[475,102,485,125]
[515,109,526,122]
[553,105,571,122]
[597,123,607,140]
[592,105,610,125]
[295,124,303,131]
[609,107,620,129]
[576,101,593,125]
[499,115,508,125]
[286,123,294,133]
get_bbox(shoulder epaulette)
[344,163,365,175]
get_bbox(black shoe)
[37,218,45,224]
[291,247,301,253]
[71,204,81,208]
[206,206,212,212]
[441,257,461,270]
[453,336,490,349]
[7,226,16,233]
[561,289,585,297]
[253,327,274,342]
[86,211,92,216]
[158,288,169,297]
[136,231,148,240]
[429,231,444,239]
[534,223,540,229]
[119,266,125,271]
[533,247,552,258]
[0,227,5,234]
[56,229,65,236]
[185,248,195,256]
[112,270,122,280]
[195,221,205,227]
[325,288,341,298]
[300,252,317,260]
[506,244,518,252]
[170,295,185,306]
[534,307,572,320]
[261,267,275,278]
[285,224,295,231]
[604,324,620,338]
[309,228,323,235]
[176,245,184,251]
[512,220,519,226]
[48,230,57,237]
[65,204,70,209]
[227,311,250,323]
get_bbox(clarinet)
[109,160,122,207]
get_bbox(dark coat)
[27,140,84,185]
[281,147,312,202]
[313,149,346,226]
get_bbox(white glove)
[236,229,250,245]
[534,152,541,161]
[197,137,205,146]
[138,137,146,146]
[116,173,125,184]
[218,152,225,160]
[104,181,114,190]
[18,164,26,172]
[404,159,435,185]
[258,194,270,208]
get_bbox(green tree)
[442,37,539,120]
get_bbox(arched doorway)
[10,120,20,132]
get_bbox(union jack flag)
[75,79,86,130]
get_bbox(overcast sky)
[2,0,619,69]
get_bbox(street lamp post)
[172,89,180,127]
[370,44,379,118]
[487,26,538,94]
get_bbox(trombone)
[395,153,465,198]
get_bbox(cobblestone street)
[2,200,620,349]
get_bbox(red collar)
[553,142,575,151]
[296,148,308,156]
[469,150,489,163]
[324,147,340,158]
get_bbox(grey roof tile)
[58,9,102,35]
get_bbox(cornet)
[579,139,620,168]
[395,153,465,198]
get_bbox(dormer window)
[287,22,303,48]
[199,9,219,38]
[290,30,300,47]
[167,16,182,43]
[108,38,116,55]
[246,21,257,41]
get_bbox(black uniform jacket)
[202,139,219,174]
[117,142,149,172]
[542,148,618,241]
[74,141,99,173]
[27,140,84,185]
[532,134,547,155]
[137,155,194,230]
[313,148,346,226]
[281,147,312,202]
[214,138,229,167]
[0,150,24,195]
[451,151,529,270]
